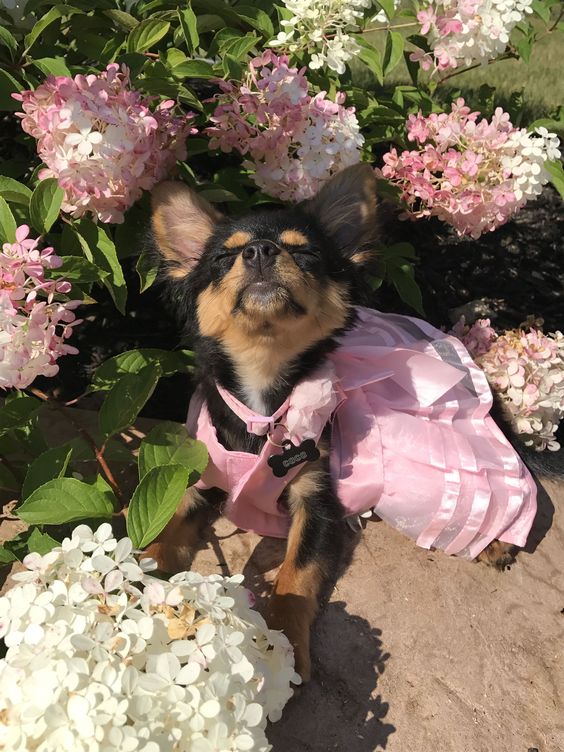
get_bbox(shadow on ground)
[268,601,395,752]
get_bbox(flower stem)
[27,388,124,502]
[360,22,419,34]
[437,51,517,85]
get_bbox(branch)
[360,22,420,34]
[437,51,517,85]
[27,388,124,502]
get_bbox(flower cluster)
[270,0,372,74]
[0,524,299,752]
[14,64,195,224]
[206,50,363,202]
[378,99,561,238]
[0,225,80,390]
[412,0,533,72]
[453,317,564,450]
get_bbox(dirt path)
[191,477,564,752]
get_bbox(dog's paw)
[476,540,519,571]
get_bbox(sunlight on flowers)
[453,317,564,450]
[378,99,560,238]
[412,0,534,71]
[0,225,80,390]
[0,524,300,752]
[206,50,363,202]
[14,64,196,224]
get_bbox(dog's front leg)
[266,452,344,682]
[141,486,223,573]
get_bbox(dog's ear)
[151,181,222,278]
[303,163,381,265]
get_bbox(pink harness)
[187,306,537,558]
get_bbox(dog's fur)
[146,164,520,680]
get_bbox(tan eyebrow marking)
[280,229,308,246]
[224,230,252,249]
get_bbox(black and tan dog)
[146,164,526,680]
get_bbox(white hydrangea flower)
[0,525,300,751]
[271,0,374,74]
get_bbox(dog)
[146,163,539,681]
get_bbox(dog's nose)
[242,241,280,268]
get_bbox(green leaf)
[24,5,83,53]
[127,19,170,53]
[50,255,107,283]
[0,26,17,58]
[198,186,240,203]
[0,176,32,205]
[178,85,203,110]
[0,67,21,111]
[373,0,396,19]
[545,159,564,200]
[136,246,159,293]
[236,5,274,37]
[99,364,161,438]
[103,8,139,31]
[73,219,127,314]
[382,242,417,259]
[355,37,383,85]
[138,422,208,482]
[92,348,195,391]
[515,33,533,63]
[531,0,551,23]
[22,444,74,500]
[220,32,259,61]
[223,53,243,80]
[127,464,190,549]
[27,528,60,555]
[32,57,71,77]
[0,196,17,243]
[388,262,424,316]
[0,395,41,437]
[178,5,199,53]
[383,31,404,77]
[29,178,64,234]
[0,546,16,565]
[171,60,216,79]
[17,477,115,525]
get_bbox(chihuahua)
[146,164,537,680]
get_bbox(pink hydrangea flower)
[205,50,364,202]
[411,0,533,72]
[453,317,564,451]
[14,65,196,224]
[377,100,561,238]
[0,225,81,390]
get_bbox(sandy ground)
[190,475,564,752]
[1,411,562,752]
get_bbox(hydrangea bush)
[0,1,563,741]
[453,317,564,451]
[0,524,299,751]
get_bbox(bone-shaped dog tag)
[267,438,320,478]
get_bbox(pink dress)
[187,306,537,559]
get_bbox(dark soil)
[45,185,564,428]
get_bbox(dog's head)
[151,164,381,396]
